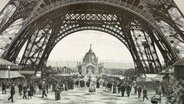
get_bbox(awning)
[139,74,164,81]
[0,70,24,78]
[18,71,35,75]
[55,74,73,77]
[173,57,184,67]
[144,74,157,78]
[0,58,20,69]
[152,74,165,81]
[136,77,146,82]
[0,58,15,65]
[160,65,174,74]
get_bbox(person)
[80,80,85,87]
[96,81,100,88]
[134,84,137,94]
[27,88,32,99]
[117,83,121,93]
[161,85,165,97]
[30,84,35,95]
[151,95,159,104]
[18,82,23,95]
[113,83,117,93]
[86,81,90,87]
[126,84,131,97]
[107,82,112,92]
[103,81,105,87]
[2,81,6,94]
[157,86,162,103]
[23,85,27,99]
[64,81,68,91]
[143,87,149,101]
[8,83,15,103]
[89,84,96,95]
[42,82,47,98]
[52,82,56,92]
[38,83,42,93]
[120,83,126,97]
[75,80,79,87]
[71,79,74,89]
[138,86,142,98]
[55,84,61,100]
[46,83,49,94]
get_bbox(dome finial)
[89,44,92,52]
[90,44,92,50]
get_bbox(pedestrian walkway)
[0,87,166,104]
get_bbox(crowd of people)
[1,79,36,103]
[103,79,150,101]
[72,76,166,104]
[102,77,183,104]
[0,76,75,103]
[0,75,184,104]
[0,77,158,103]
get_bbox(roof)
[142,74,157,78]
[0,70,24,79]
[104,62,134,69]
[83,44,97,63]
[18,71,35,75]
[0,58,22,69]
[136,74,164,82]
[160,65,174,74]
[0,58,18,69]
[0,58,16,66]
[173,57,184,66]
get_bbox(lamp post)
[8,66,11,83]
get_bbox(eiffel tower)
[0,0,183,74]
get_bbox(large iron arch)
[2,2,179,74]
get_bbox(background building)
[77,45,104,77]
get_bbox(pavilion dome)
[83,45,98,63]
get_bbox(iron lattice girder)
[0,0,157,37]
[0,0,172,56]
[146,0,184,56]
[0,0,37,34]
[65,13,118,21]
[131,28,161,73]
[0,0,38,57]
[21,12,129,66]
[123,19,162,73]
[25,0,151,24]
[20,20,52,65]
[19,8,166,73]
[0,0,181,73]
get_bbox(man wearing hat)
[8,83,15,103]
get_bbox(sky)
[49,31,132,62]
[0,0,184,63]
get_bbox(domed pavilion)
[77,44,104,77]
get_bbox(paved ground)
[0,87,166,104]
